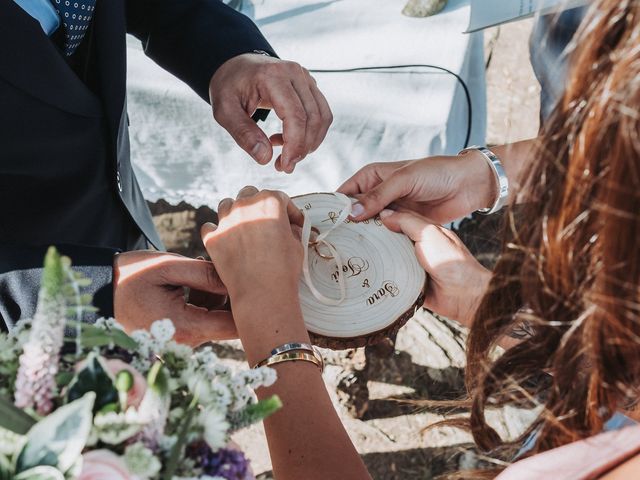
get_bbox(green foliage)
[0,454,12,480]
[66,354,118,414]
[0,396,35,435]
[147,361,170,397]
[16,393,95,475]
[13,466,65,480]
[229,395,282,432]
[40,248,65,301]
[65,321,138,351]
[54,372,74,389]
[39,247,97,323]
[162,405,197,480]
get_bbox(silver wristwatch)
[459,146,509,215]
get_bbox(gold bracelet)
[255,351,323,372]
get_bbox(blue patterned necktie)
[50,0,97,56]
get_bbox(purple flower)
[186,441,254,480]
[14,298,66,415]
[14,248,70,415]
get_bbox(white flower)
[164,341,193,361]
[130,330,154,371]
[93,408,146,444]
[150,319,176,344]
[186,372,214,404]
[0,334,17,363]
[209,383,232,409]
[131,330,153,354]
[0,427,25,455]
[10,318,32,347]
[200,408,230,451]
[169,407,185,423]
[123,442,162,479]
[94,317,125,331]
[254,367,277,388]
[158,434,178,452]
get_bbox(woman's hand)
[200,186,309,365]
[200,186,304,303]
[380,210,491,327]
[200,188,371,480]
[338,151,497,224]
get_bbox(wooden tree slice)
[292,193,426,350]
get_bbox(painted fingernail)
[379,209,394,218]
[252,142,269,164]
[351,202,365,217]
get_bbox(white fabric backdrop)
[126,0,486,207]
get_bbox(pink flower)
[79,450,136,480]
[104,359,147,408]
[75,358,147,408]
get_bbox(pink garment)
[496,425,640,480]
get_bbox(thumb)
[214,101,273,165]
[382,210,475,270]
[350,171,410,220]
[201,222,219,252]
[161,257,228,295]
[379,210,431,241]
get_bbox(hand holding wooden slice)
[292,193,426,350]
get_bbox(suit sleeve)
[126,0,277,103]
[0,244,117,332]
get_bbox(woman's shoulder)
[497,424,640,480]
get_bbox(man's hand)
[209,53,333,174]
[113,251,237,346]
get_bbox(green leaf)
[41,247,65,300]
[98,402,119,414]
[0,454,13,480]
[229,395,282,432]
[66,354,118,414]
[14,466,65,480]
[65,321,138,351]
[55,372,74,389]
[0,396,36,435]
[16,392,95,474]
[147,361,169,397]
[162,405,197,480]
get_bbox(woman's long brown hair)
[465,0,640,462]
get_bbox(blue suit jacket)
[0,0,275,329]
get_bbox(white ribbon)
[300,192,352,306]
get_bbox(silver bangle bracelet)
[269,342,315,356]
[264,342,325,371]
[459,146,509,215]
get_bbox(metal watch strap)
[459,146,509,215]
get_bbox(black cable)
[308,64,473,150]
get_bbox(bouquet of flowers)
[0,247,280,480]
